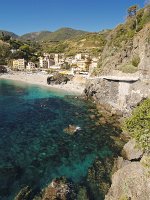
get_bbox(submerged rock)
[14,186,32,200]
[63,124,81,135]
[40,178,69,200]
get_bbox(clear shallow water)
[0,79,120,199]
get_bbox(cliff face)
[93,6,150,76]
[137,23,150,78]
[85,6,150,113]
[97,22,150,76]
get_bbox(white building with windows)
[39,57,48,68]
[39,56,55,68]
[26,62,36,70]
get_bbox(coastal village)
[11,53,98,75]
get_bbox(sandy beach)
[0,72,86,95]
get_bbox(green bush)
[123,99,150,152]
[119,64,138,73]
[132,55,140,67]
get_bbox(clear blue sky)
[0,0,145,35]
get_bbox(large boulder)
[47,73,73,85]
[105,162,150,200]
[121,139,143,161]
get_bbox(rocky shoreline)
[84,83,150,200]
[105,142,150,200]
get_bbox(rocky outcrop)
[113,156,131,171]
[105,139,149,200]
[121,139,143,161]
[84,77,150,114]
[47,73,73,85]
[85,78,119,108]
[85,7,150,113]
[105,161,150,200]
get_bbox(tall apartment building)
[39,57,48,68]
[39,56,55,68]
[13,59,26,70]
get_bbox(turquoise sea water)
[0,79,120,199]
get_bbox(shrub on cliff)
[123,99,150,152]
[119,64,138,73]
[132,55,140,67]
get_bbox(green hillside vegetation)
[0,40,11,65]
[0,37,41,66]
[65,31,109,56]
[123,99,150,152]
[106,5,150,49]
[41,31,109,56]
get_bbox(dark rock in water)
[39,177,69,200]
[64,124,81,135]
[14,186,32,200]
[47,73,73,85]
[89,114,96,120]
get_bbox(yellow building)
[13,59,26,70]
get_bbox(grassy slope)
[41,30,110,56]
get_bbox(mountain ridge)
[0,30,19,38]
[0,27,88,41]
[20,27,88,41]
